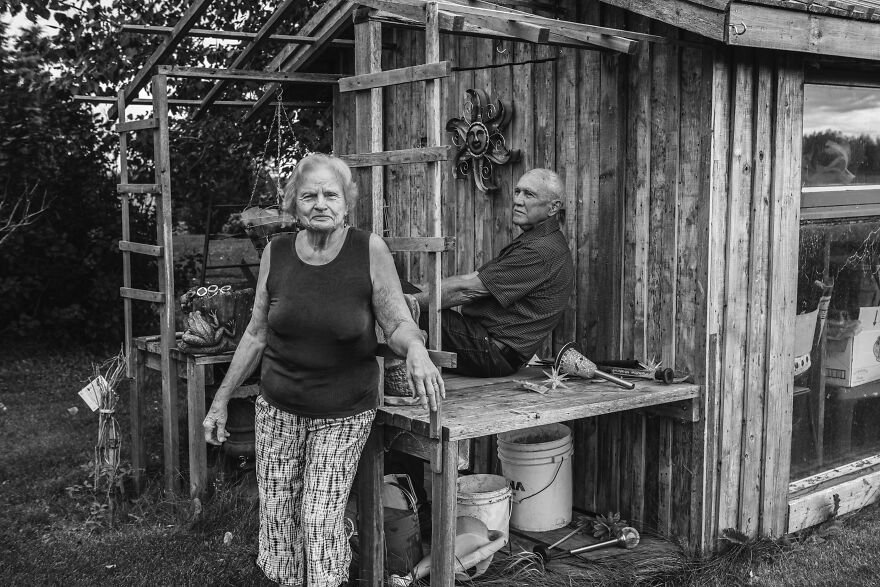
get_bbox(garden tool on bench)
[555,343,636,390]
[594,359,677,384]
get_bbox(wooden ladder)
[341,4,457,585]
[115,74,179,493]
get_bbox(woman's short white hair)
[283,153,359,212]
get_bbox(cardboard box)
[826,306,880,387]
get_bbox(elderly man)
[411,168,574,377]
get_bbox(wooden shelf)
[379,367,701,441]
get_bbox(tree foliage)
[0,1,334,341]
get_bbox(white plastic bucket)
[497,423,573,532]
[457,474,512,538]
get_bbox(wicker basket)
[241,205,296,255]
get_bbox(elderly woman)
[203,153,444,587]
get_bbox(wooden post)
[761,52,803,537]
[353,16,384,235]
[425,0,444,469]
[430,439,459,587]
[117,91,134,378]
[152,73,180,493]
[186,359,207,498]
[357,425,385,585]
[130,348,147,494]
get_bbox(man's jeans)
[432,309,518,378]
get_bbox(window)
[801,84,880,220]
[793,83,880,481]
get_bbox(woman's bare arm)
[203,240,272,444]
[369,234,444,411]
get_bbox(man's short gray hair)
[524,168,565,203]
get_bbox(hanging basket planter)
[241,205,296,255]
[241,86,300,256]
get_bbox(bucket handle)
[511,459,565,505]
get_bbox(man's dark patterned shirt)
[462,215,574,360]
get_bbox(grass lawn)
[2,344,879,586]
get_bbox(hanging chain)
[248,95,279,209]
[275,86,284,207]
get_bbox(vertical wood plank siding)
[336,0,804,550]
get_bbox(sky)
[804,84,880,139]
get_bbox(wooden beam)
[118,240,164,257]
[727,2,880,60]
[788,467,880,533]
[376,345,457,369]
[120,287,165,303]
[245,0,356,122]
[437,7,550,43]
[339,61,451,92]
[338,146,451,167]
[114,118,159,132]
[108,0,213,119]
[192,0,305,120]
[597,0,727,41]
[158,65,342,83]
[372,0,650,48]
[384,236,455,253]
[365,9,604,50]
[120,23,356,47]
[75,95,330,107]
[117,183,161,194]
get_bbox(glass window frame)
[801,74,880,222]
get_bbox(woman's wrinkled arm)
[203,242,272,445]
[370,234,445,411]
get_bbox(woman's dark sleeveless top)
[261,228,379,418]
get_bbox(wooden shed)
[98,0,880,575]
[323,0,880,553]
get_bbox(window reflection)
[793,219,880,480]
[802,85,880,188]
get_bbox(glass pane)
[803,85,880,187]
[792,218,880,480]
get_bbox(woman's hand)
[406,343,445,412]
[203,399,230,445]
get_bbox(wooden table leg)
[357,423,385,585]
[431,439,459,587]
[161,352,180,493]
[186,358,207,498]
[130,348,147,495]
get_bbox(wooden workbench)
[356,367,701,586]
[130,335,258,496]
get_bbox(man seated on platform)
[408,168,574,377]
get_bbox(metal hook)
[729,22,747,36]
[495,41,507,54]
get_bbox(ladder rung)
[377,344,456,369]
[340,146,451,168]
[384,236,455,253]
[119,240,163,256]
[114,118,160,132]
[118,183,161,194]
[205,263,260,270]
[338,61,452,93]
[120,287,165,303]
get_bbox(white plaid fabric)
[255,394,375,587]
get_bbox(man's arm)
[413,271,490,310]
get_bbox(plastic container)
[457,474,512,538]
[497,423,573,532]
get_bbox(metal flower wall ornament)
[446,89,520,193]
